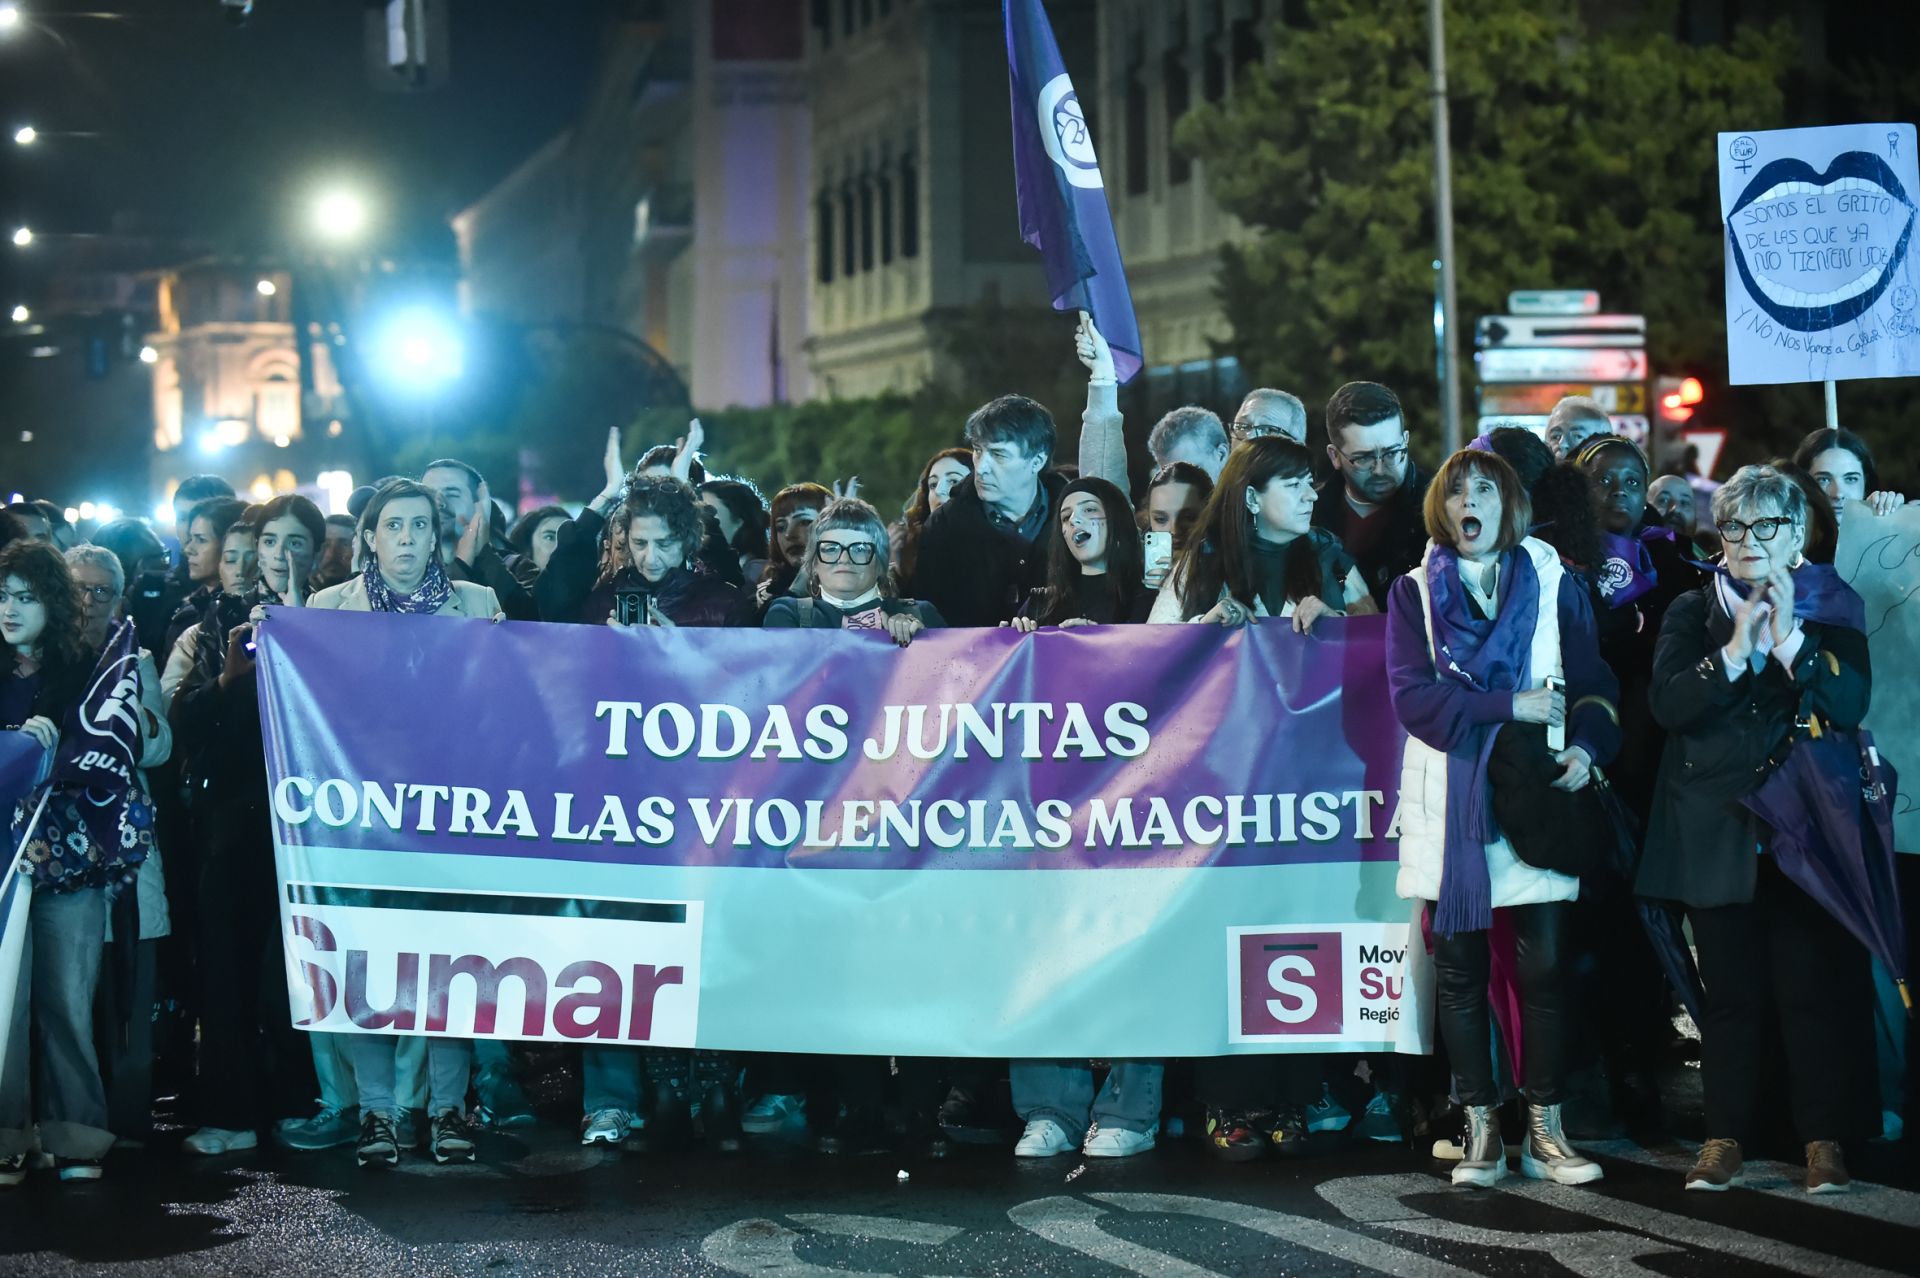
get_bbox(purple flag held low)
[1004,0,1143,383]
[49,619,148,857]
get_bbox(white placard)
[1719,124,1920,385]
[279,881,704,1044]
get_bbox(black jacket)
[1311,462,1431,611]
[536,503,742,624]
[1634,584,1871,909]
[914,473,1069,628]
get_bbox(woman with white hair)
[1638,464,1874,1194]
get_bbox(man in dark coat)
[1312,381,1431,610]
[914,395,1068,628]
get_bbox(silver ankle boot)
[1450,1104,1507,1188]
[1520,1102,1603,1185]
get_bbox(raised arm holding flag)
[1004,0,1143,384]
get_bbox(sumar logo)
[1037,73,1102,189]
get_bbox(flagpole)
[1428,0,1463,455]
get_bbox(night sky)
[0,0,620,282]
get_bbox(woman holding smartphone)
[171,494,326,1157]
[577,474,748,1153]
[1149,437,1373,631]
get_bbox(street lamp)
[0,6,20,34]
[138,345,157,364]
[256,278,277,296]
[312,189,368,243]
[13,126,34,146]
[9,305,25,323]
[10,227,30,247]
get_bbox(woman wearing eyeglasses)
[1148,436,1375,634]
[1637,465,1873,1195]
[756,499,946,1156]
[763,498,943,641]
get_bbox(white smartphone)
[1545,675,1566,753]
[1143,530,1171,583]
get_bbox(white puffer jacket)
[1394,538,1580,908]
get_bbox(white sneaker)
[182,1126,258,1155]
[580,1107,632,1145]
[1083,1126,1156,1158]
[1013,1118,1076,1157]
[740,1093,806,1134]
[1304,1084,1351,1133]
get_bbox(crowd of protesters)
[0,318,1914,1202]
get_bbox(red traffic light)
[1658,376,1704,423]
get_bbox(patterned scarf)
[362,557,453,615]
[1425,543,1541,936]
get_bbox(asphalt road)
[5,1107,1919,1277]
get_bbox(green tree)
[1177,0,1798,462]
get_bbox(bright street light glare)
[13,127,35,146]
[11,227,31,247]
[312,189,368,242]
[138,345,158,364]
[256,278,277,296]
[374,307,465,391]
[9,305,25,323]
[0,6,20,33]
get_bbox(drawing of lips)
[1726,151,1916,332]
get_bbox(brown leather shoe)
[1684,1137,1744,1191]
[1806,1140,1851,1194]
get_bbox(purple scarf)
[362,558,454,615]
[1426,544,1541,936]
[1594,529,1660,608]
[1701,559,1866,632]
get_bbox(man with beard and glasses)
[1312,381,1431,610]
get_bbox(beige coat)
[307,576,502,618]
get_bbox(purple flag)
[49,619,147,855]
[1004,0,1144,383]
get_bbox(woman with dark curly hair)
[575,474,748,629]
[0,540,140,1184]
[574,475,748,1153]
[891,448,972,593]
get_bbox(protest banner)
[256,610,1422,1058]
[1835,501,1920,852]
[1719,123,1920,387]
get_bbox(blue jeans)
[0,885,113,1159]
[348,1034,471,1117]
[1010,1059,1163,1137]
[582,1045,642,1115]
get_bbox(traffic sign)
[1682,428,1728,479]
[1477,382,1647,415]
[1477,413,1650,444]
[1506,289,1600,316]
[1475,315,1646,349]
[1475,347,1648,383]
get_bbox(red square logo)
[1237,931,1343,1036]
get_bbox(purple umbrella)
[1741,725,1908,1012]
